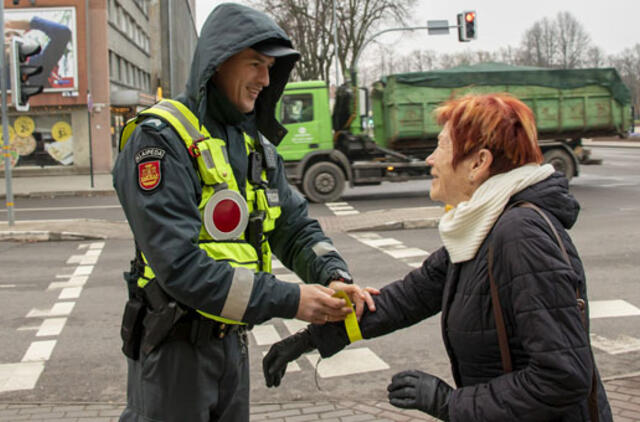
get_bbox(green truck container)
[276,63,633,203]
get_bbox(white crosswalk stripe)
[349,232,429,268]
[326,201,359,216]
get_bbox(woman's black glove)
[263,328,315,387]
[387,370,452,421]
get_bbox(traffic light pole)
[1,1,16,226]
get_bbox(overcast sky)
[195,0,639,58]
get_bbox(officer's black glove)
[387,370,452,421]
[263,328,315,388]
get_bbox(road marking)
[59,287,82,300]
[252,325,282,346]
[67,255,98,265]
[385,247,428,259]
[591,334,640,355]
[36,318,67,337]
[590,300,640,319]
[349,232,429,268]
[2,242,105,394]
[306,348,390,378]
[326,201,359,216]
[73,265,95,276]
[22,340,56,362]
[0,284,16,288]
[282,320,308,336]
[0,362,44,392]
[49,275,89,290]
[360,238,402,248]
[27,302,75,318]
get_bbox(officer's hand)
[387,370,452,421]
[328,281,380,320]
[296,284,352,324]
[263,328,314,387]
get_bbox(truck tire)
[543,148,575,181]
[302,162,345,203]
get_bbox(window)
[280,94,314,124]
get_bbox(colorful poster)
[4,7,78,92]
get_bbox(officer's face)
[213,48,275,114]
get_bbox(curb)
[0,190,115,200]
[348,217,440,232]
[0,230,106,242]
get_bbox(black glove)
[387,370,452,421]
[263,328,315,387]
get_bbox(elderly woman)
[263,93,612,421]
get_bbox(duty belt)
[167,316,246,345]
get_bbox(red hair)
[435,93,543,175]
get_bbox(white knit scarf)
[439,163,555,263]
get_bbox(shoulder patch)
[138,160,162,191]
[135,147,166,163]
[135,147,165,192]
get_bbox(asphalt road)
[0,146,638,404]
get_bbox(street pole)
[332,0,340,87]
[1,1,16,226]
[85,0,94,187]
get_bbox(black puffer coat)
[310,173,612,421]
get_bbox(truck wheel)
[543,149,575,181]
[302,162,345,203]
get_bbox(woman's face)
[425,122,476,207]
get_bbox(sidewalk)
[1,374,639,421]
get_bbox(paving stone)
[301,404,336,414]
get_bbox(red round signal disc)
[204,190,249,240]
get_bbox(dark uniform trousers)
[120,329,250,422]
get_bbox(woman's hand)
[328,281,380,319]
[388,370,452,421]
[263,328,314,387]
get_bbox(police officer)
[113,3,374,422]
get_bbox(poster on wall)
[0,115,74,170]
[4,7,78,92]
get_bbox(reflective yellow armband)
[333,290,363,343]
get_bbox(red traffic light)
[465,12,475,22]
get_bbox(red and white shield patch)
[138,160,161,191]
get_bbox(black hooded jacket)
[309,173,612,421]
[113,3,349,325]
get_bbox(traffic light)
[10,37,44,112]
[457,10,477,42]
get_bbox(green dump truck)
[275,63,633,203]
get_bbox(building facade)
[2,0,197,176]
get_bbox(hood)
[510,172,580,229]
[179,3,299,145]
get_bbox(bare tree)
[518,17,558,67]
[585,46,606,67]
[252,0,415,82]
[257,0,335,82]
[517,12,593,69]
[608,44,640,119]
[556,11,591,68]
